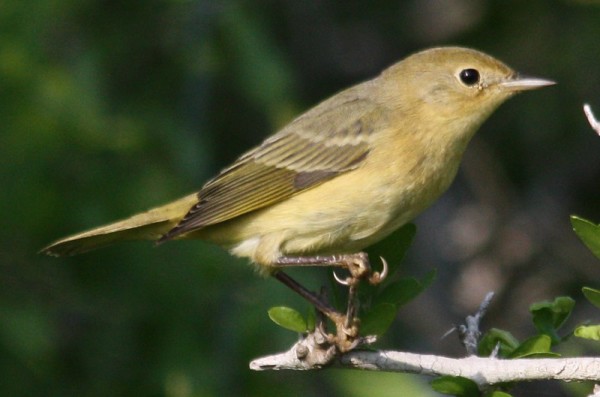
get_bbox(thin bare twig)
[458,291,495,356]
[583,104,600,135]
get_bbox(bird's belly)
[205,193,396,261]
[199,149,459,267]
[205,182,424,266]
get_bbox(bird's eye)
[458,68,480,86]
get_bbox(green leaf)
[306,307,316,332]
[374,269,437,308]
[360,303,397,336]
[361,268,436,337]
[387,223,417,276]
[431,376,480,397]
[421,268,437,289]
[571,215,600,260]
[367,223,416,277]
[574,325,600,341]
[478,328,520,357]
[484,392,513,397]
[530,297,575,343]
[582,287,600,309]
[376,278,421,306]
[509,335,553,358]
[267,306,307,333]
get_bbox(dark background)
[2,1,600,396]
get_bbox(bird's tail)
[41,193,199,257]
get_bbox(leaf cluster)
[267,224,434,335]
[433,216,600,397]
[268,216,600,396]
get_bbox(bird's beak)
[499,75,556,92]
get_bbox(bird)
[42,47,554,353]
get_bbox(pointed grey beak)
[499,76,556,91]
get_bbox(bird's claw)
[333,270,351,286]
[368,256,389,285]
[333,254,389,284]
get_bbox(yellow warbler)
[42,47,554,352]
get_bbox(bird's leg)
[329,255,389,329]
[344,282,358,329]
[273,271,358,353]
[273,252,388,353]
[273,271,343,325]
[274,252,387,285]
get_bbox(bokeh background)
[2,0,600,396]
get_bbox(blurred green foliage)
[2,1,600,396]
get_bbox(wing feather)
[159,90,389,241]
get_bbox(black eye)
[459,68,480,86]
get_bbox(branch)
[456,291,494,356]
[251,343,600,386]
[252,292,599,396]
[583,104,600,135]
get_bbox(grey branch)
[251,345,600,386]
[583,104,600,135]
[252,291,599,394]
[458,291,494,356]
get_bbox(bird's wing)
[160,92,387,241]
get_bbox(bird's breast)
[202,126,466,266]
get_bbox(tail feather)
[41,193,199,257]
